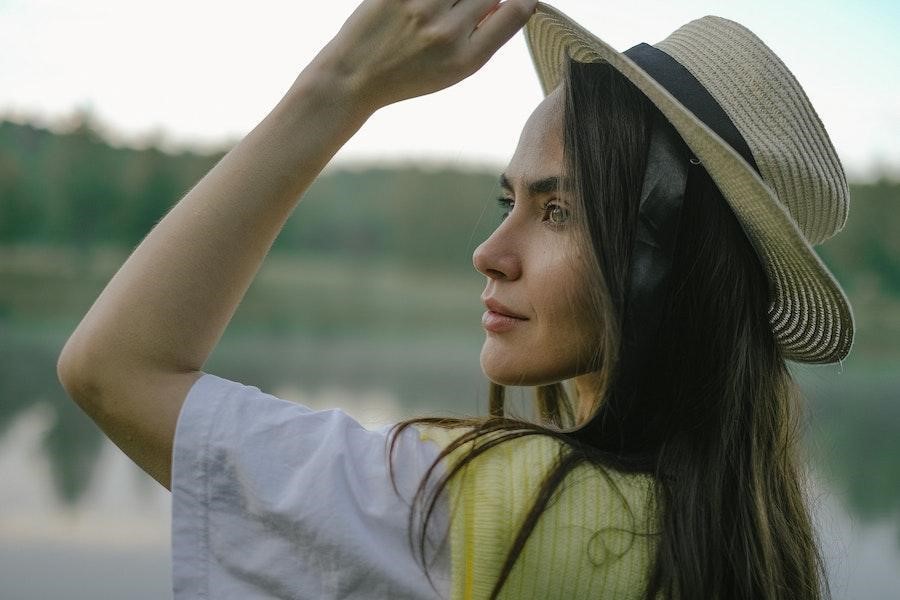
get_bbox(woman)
[57,1,853,599]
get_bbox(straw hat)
[523,2,855,364]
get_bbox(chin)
[480,361,564,388]
[480,343,565,386]
[480,359,524,386]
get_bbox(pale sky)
[1,0,897,179]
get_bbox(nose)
[472,226,522,280]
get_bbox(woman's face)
[473,86,602,388]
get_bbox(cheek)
[540,251,592,324]
[539,258,601,351]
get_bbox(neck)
[573,370,605,424]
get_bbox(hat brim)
[524,3,855,364]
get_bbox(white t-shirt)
[171,373,452,599]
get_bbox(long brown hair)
[388,56,829,600]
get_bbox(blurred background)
[1,0,897,598]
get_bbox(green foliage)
[0,118,501,274]
[0,119,223,247]
[815,179,900,298]
[272,165,500,273]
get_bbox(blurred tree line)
[0,116,499,274]
[0,115,898,290]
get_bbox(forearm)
[59,59,373,387]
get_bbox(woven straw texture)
[523,2,855,364]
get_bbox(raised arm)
[57,0,538,490]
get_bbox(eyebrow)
[499,173,570,197]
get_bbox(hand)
[311,0,539,112]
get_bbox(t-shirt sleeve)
[171,373,451,600]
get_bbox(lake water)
[1,324,898,599]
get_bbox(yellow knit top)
[417,425,659,600]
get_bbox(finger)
[448,0,502,30]
[466,0,538,57]
[475,1,503,29]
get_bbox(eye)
[496,196,513,222]
[495,197,571,227]
[544,202,570,226]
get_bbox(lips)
[482,297,528,320]
[482,310,526,333]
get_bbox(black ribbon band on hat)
[623,43,760,174]
[604,43,760,407]
[612,110,691,403]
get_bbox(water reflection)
[798,363,900,523]
[0,325,104,505]
[0,402,172,600]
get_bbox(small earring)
[689,157,702,165]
